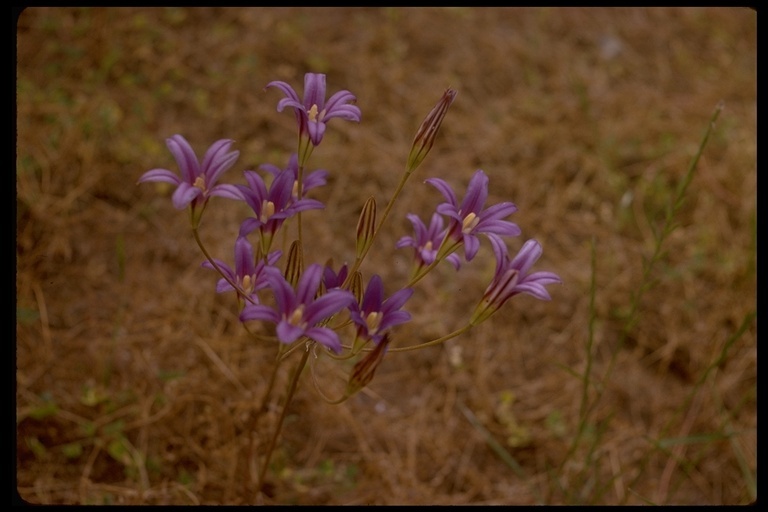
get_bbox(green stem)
[254,344,311,501]
[245,344,286,494]
[387,324,472,353]
[296,164,304,250]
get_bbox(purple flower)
[426,169,521,261]
[396,212,462,270]
[266,73,362,147]
[259,153,328,201]
[138,135,242,210]
[237,167,324,238]
[240,264,356,353]
[201,236,281,303]
[323,262,349,291]
[349,274,413,345]
[470,237,562,325]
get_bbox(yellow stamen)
[260,200,276,223]
[288,305,306,327]
[241,275,254,295]
[365,311,382,335]
[462,212,479,233]
[193,176,206,191]
[308,104,319,122]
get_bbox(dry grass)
[16,7,756,505]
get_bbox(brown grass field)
[15,7,756,505]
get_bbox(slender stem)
[245,344,286,493]
[254,344,311,501]
[296,164,304,248]
[387,324,472,353]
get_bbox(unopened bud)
[355,196,377,259]
[284,240,304,288]
[349,271,364,305]
[346,333,391,397]
[406,88,457,173]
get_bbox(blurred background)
[16,7,755,504]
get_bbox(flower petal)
[276,321,305,345]
[304,326,343,354]
[304,289,355,326]
[166,135,200,184]
[460,170,489,215]
[303,73,327,110]
[137,168,181,185]
[209,184,245,201]
[425,177,458,207]
[240,304,279,323]
[171,182,202,209]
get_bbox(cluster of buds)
[139,72,561,400]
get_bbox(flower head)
[396,212,462,271]
[349,274,413,345]
[470,237,562,325]
[322,262,349,291]
[237,167,324,239]
[201,236,281,304]
[138,135,242,210]
[266,73,361,148]
[240,264,355,353]
[259,153,328,201]
[426,169,521,261]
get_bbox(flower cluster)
[138,71,561,496]
[138,71,560,397]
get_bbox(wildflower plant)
[138,72,561,500]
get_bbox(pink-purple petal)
[240,304,280,323]
[276,322,305,345]
[137,168,181,185]
[171,182,202,209]
[303,73,327,110]
[304,326,343,354]
[166,135,200,183]
[304,289,355,326]
[426,177,458,207]
[209,184,245,201]
[460,170,489,215]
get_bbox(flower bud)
[284,240,304,288]
[346,333,391,397]
[406,88,457,173]
[355,196,377,259]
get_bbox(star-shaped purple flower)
[323,262,349,291]
[240,264,356,353]
[201,236,281,304]
[349,274,413,345]
[426,169,521,261]
[266,73,362,147]
[259,153,328,201]
[138,135,242,210]
[470,237,562,325]
[396,212,462,271]
[237,167,324,239]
